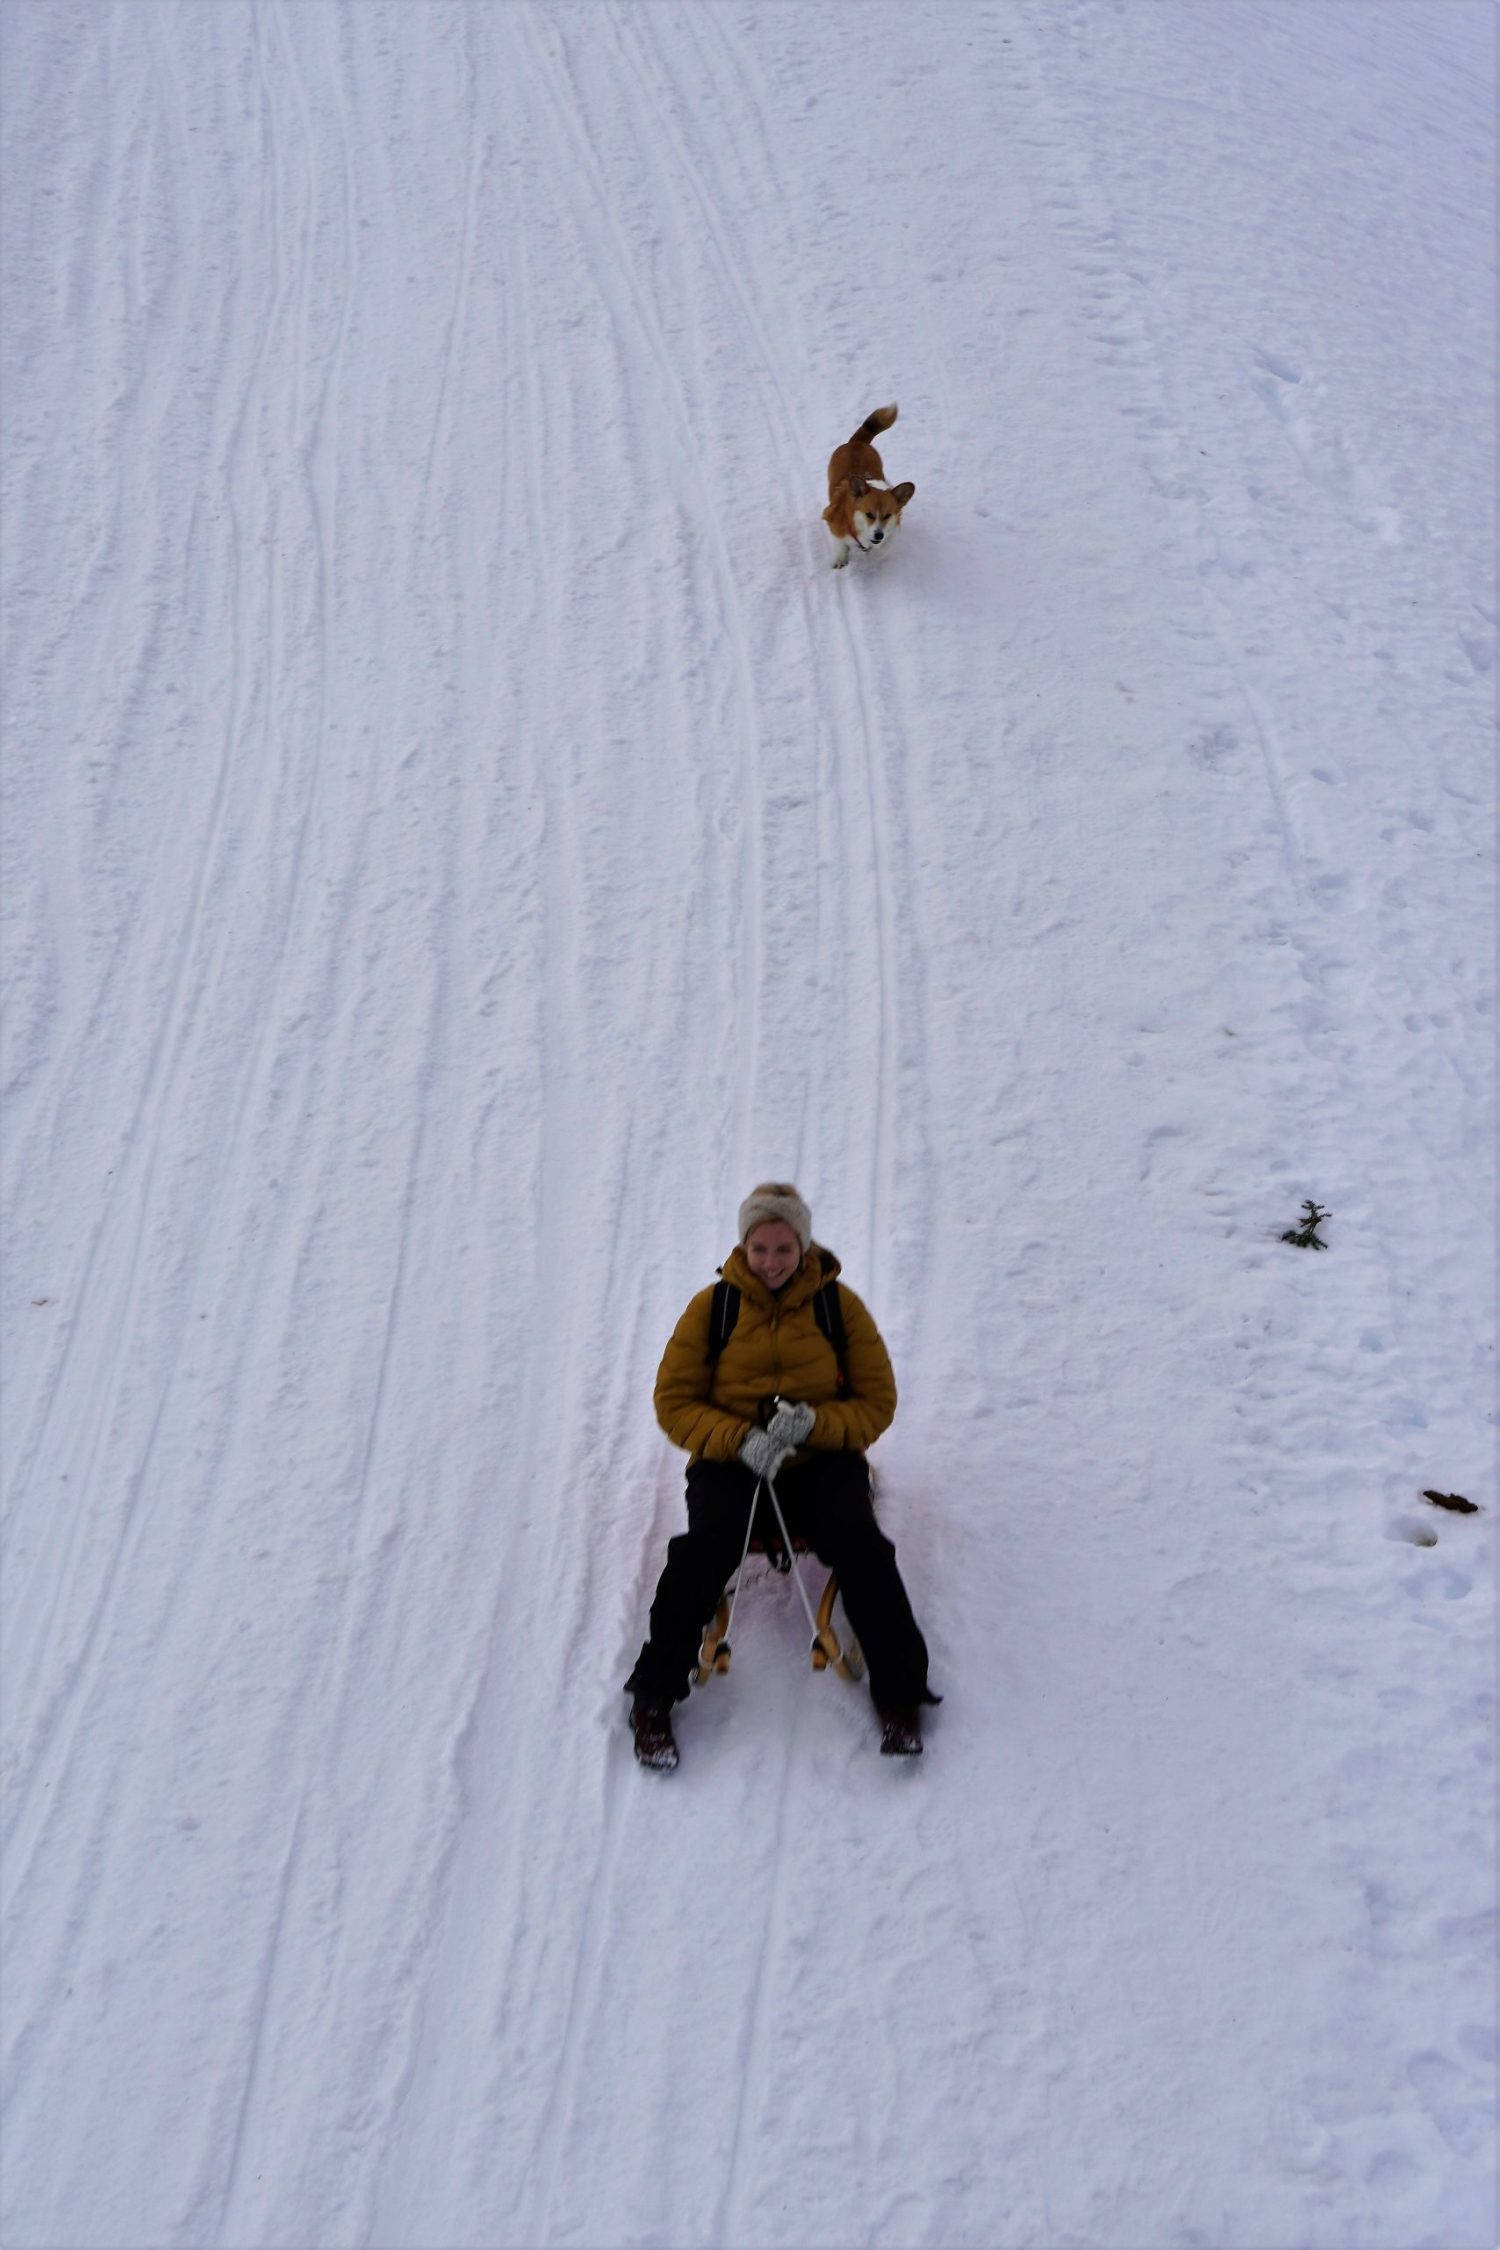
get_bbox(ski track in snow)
[1,4,1494,2247]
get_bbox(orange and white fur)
[823,403,915,568]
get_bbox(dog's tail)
[851,403,897,445]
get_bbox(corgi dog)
[823,403,915,568]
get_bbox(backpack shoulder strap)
[706,1278,741,1367]
[812,1281,850,1393]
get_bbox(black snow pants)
[625,1452,933,1713]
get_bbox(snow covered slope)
[2,4,1494,2245]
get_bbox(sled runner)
[693,1480,865,1687]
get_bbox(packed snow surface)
[2,3,1495,2245]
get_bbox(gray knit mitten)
[767,1399,816,1449]
[738,1426,793,1481]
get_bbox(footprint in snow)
[1252,346,1302,387]
[1188,723,1239,771]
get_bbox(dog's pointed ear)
[891,481,915,507]
[848,473,868,499]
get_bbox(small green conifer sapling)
[1281,1200,1331,1249]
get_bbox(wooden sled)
[695,1534,865,1687]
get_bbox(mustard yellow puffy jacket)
[654,1244,897,1464]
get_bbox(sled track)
[2,4,1492,2247]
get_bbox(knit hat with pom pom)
[737,1182,813,1253]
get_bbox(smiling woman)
[624,1183,937,1767]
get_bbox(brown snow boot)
[630,1700,679,1772]
[878,1706,924,1758]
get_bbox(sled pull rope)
[762,1472,844,1671]
[713,1481,762,1669]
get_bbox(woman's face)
[744,1220,802,1292]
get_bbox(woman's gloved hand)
[767,1398,816,1448]
[738,1425,794,1481]
[738,1398,816,1482]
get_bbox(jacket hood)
[721,1241,841,1309]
